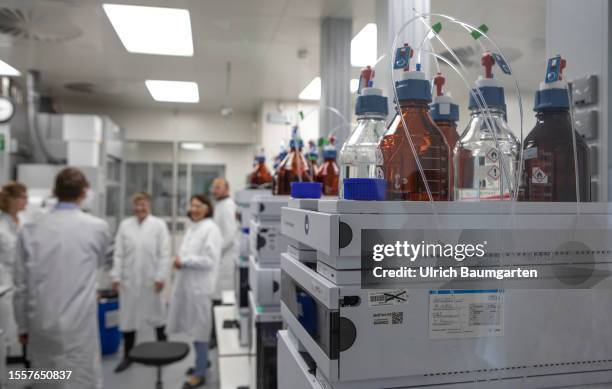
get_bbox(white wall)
[257,101,320,163]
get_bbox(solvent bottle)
[520,55,590,202]
[455,52,520,201]
[273,126,312,195]
[377,44,449,201]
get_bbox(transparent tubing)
[389,16,524,384]
[403,12,525,203]
[389,16,522,208]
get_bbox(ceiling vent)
[0,6,82,42]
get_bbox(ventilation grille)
[0,7,81,42]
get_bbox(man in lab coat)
[209,178,238,348]
[13,167,110,389]
[111,192,171,373]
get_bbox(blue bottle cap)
[534,88,569,111]
[343,178,386,201]
[241,227,249,234]
[395,74,432,103]
[323,148,337,160]
[290,182,322,199]
[468,86,506,111]
[255,155,265,163]
[430,96,459,122]
[355,92,388,116]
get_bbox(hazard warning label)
[487,165,501,180]
[486,148,499,163]
[532,167,548,184]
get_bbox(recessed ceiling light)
[145,80,199,103]
[350,78,359,93]
[351,23,377,67]
[299,77,321,101]
[181,142,204,150]
[103,3,193,56]
[0,59,20,76]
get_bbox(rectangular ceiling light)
[0,59,20,76]
[299,76,321,101]
[181,142,204,150]
[350,78,359,93]
[351,23,377,67]
[145,80,199,103]
[103,3,193,56]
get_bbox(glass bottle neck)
[535,109,570,122]
[398,99,430,111]
[357,112,387,121]
[471,107,505,118]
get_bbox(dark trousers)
[123,326,167,358]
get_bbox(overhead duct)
[26,70,62,163]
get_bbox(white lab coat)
[213,197,238,298]
[13,206,110,389]
[167,218,221,342]
[0,213,19,347]
[111,215,170,332]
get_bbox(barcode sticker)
[368,289,409,307]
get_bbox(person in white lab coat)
[167,194,221,389]
[0,181,28,359]
[111,192,171,373]
[13,168,110,389]
[209,178,238,297]
[209,178,237,349]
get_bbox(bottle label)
[486,148,499,163]
[523,147,538,160]
[531,166,548,184]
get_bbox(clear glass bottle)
[455,52,520,201]
[339,66,388,199]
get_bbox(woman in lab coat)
[167,194,222,389]
[0,182,27,361]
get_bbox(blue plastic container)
[98,296,121,355]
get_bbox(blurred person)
[167,194,221,389]
[0,182,28,364]
[208,177,238,349]
[111,192,171,373]
[13,168,110,389]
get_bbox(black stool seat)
[129,341,190,389]
[130,341,189,366]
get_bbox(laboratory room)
[0,0,611,388]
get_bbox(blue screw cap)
[468,86,506,111]
[355,94,388,116]
[290,182,322,199]
[534,88,569,111]
[343,178,386,201]
[430,101,459,122]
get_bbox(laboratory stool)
[129,341,190,389]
